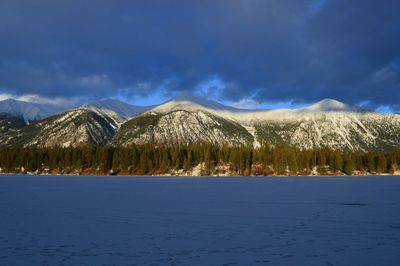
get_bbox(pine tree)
[344,157,355,175]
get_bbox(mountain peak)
[84,98,151,119]
[151,93,239,113]
[302,98,364,112]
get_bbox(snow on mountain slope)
[147,95,368,123]
[0,99,65,123]
[84,99,152,120]
[146,93,298,122]
[0,94,399,151]
[242,100,400,151]
[300,99,366,113]
[113,110,254,147]
[253,112,400,151]
[141,94,400,151]
[0,109,118,147]
[149,93,242,113]
[225,99,369,122]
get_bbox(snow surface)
[1,175,400,265]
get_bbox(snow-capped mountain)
[113,110,253,147]
[0,108,118,147]
[84,99,152,120]
[110,94,254,146]
[0,94,399,151]
[0,99,65,123]
[124,95,400,151]
[150,93,241,113]
[253,113,400,151]
[149,95,369,123]
[299,98,366,113]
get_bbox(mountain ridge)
[300,98,368,113]
[0,95,399,151]
[84,99,153,120]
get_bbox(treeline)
[0,145,399,175]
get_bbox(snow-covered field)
[0,175,399,265]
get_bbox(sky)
[0,0,399,112]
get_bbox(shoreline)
[1,172,399,177]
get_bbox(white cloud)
[0,93,78,107]
[232,98,261,109]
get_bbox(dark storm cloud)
[0,0,399,109]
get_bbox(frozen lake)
[0,175,400,265]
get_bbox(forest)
[0,144,399,176]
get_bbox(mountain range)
[0,94,399,151]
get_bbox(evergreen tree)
[344,157,355,175]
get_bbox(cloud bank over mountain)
[0,0,399,111]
